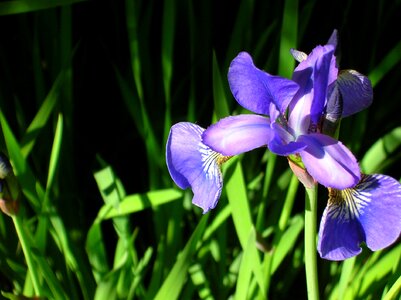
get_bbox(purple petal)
[298,133,360,189]
[338,70,373,117]
[202,114,272,156]
[228,52,299,115]
[318,174,401,260]
[357,174,401,251]
[318,189,365,260]
[327,29,338,49]
[268,122,307,156]
[289,45,338,135]
[166,122,224,213]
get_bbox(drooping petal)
[356,174,401,251]
[228,52,299,116]
[166,122,226,213]
[298,133,360,189]
[318,187,365,260]
[338,69,373,117]
[202,114,272,156]
[318,174,401,260]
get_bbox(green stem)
[12,214,43,296]
[304,184,319,300]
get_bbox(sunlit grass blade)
[96,189,182,219]
[271,214,303,274]
[0,111,95,299]
[212,50,230,121]
[0,110,41,209]
[355,246,401,298]
[225,160,266,296]
[35,113,63,251]
[235,227,261,300]
[153,214,209,300]
[225,160,252,248]
[336,257,356,300]
[0,0,86,15]
[161,0,175,142]
[189,263,213,300]
[369,39,401,87]
[86,222,110,283]
[278,0,298,78]
[383,274,401,300]
[361,126,401,173]
[128,247,153,298]
[20,73,64,158]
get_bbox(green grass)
[0,0,401,299]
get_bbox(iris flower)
[203,30,373,190]
[166,30,373,213]
[318,174,401,260]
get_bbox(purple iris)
[166,30,373,213]
[203,32,373,190]
[318,174,401,260]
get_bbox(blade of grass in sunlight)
[212,50,230,121]
[0,110,41,210]
[271,214,303,274]
[35,113,64,252]
[93,163,144,299]
[153,214,209,300]
[124,0,161,189]
[86,222,109,283]
[96,189,183,219]
[20,72,63,158]
[354,245,401,298]
[0,111,94,299]
[335,256,356,300]
[188,263,213,300]
[383,274,401,300]
[0,0,86,15]
[361,126,401,173]
[161,0,175,142]
[186,0,197,122]
[235,227,258,300]
[225,159,266,297]
[278,0,298,78]
[369,39,401,87]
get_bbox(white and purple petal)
[298,133,360,189]
[228,52,299,116]
[338,69,373,117]
[318,174,401,260]
[289,45,337,135]
[166,122,227,213]
[202,114,272,156]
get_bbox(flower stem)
[304,184,320,300]
[12,214,43,296]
